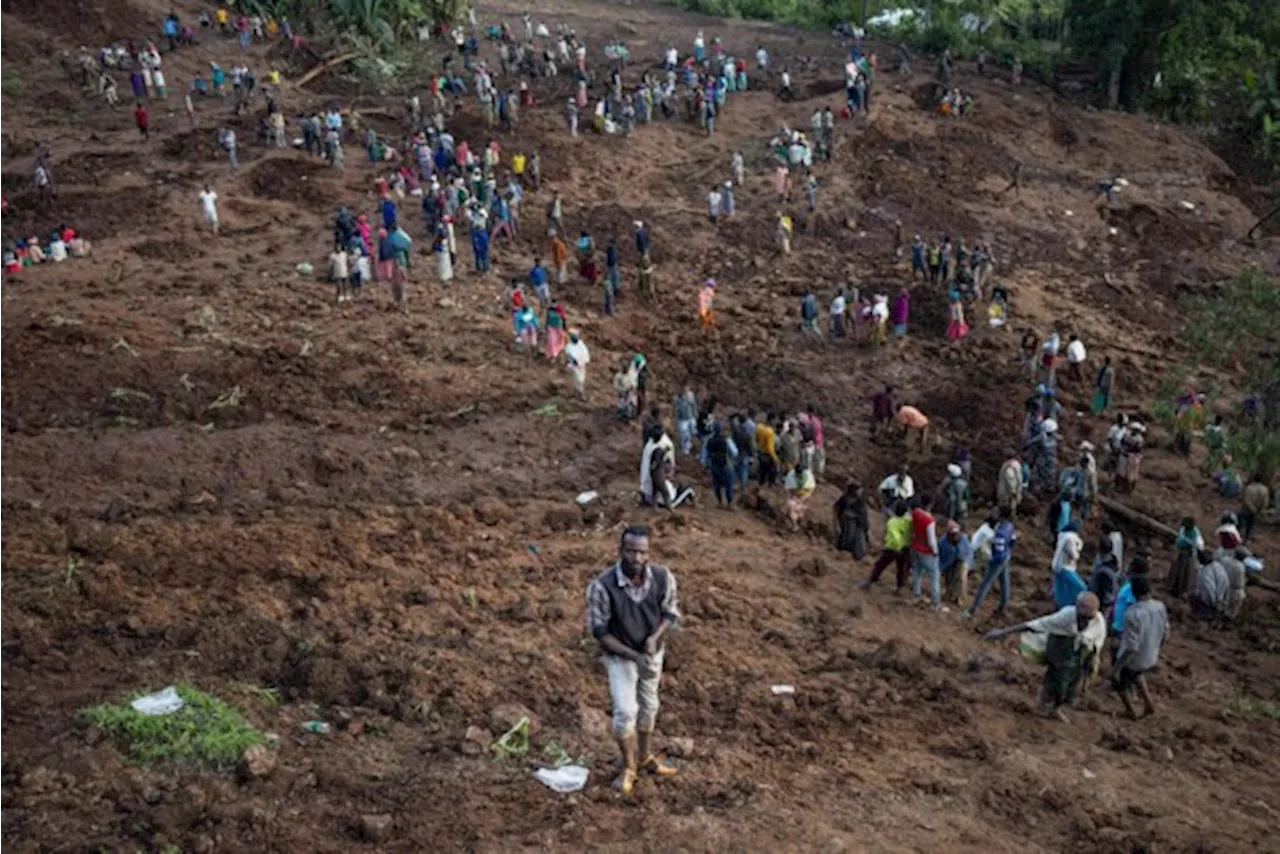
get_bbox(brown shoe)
[641,755,678,776]
[613,766,638,794]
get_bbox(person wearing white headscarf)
[565,330,590,400]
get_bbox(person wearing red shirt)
[910,493,942,609]
[134,102,150,139]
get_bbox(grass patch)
[1229,696,1280,720]
[1,67,25,98]
[230,681,281,707]
[81,685,262,769]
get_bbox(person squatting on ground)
[585,526,681,794]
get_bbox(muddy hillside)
[2,0,1278,851]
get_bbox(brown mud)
[3,0,1279,851]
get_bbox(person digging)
[585,525,680,793]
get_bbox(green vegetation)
[1228,696,1280,720]
[671,0,1280,166]
[1163,269,1280,482]
[81,685,263,770]
[229,0,467,49]
[490,716,531,759]
[1,66,24,97]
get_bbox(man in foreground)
[586,526,680,794]
[984,591,1106,722]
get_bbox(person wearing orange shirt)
[550,231,568,284]
[697,279,715,330]
[896,403,929,451]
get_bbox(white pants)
[605,649,664,736]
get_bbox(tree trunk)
[1097,495,1178,540]
[1107,63,1121,110]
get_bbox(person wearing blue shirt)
[164,14,181,50]
[634,221,650,257]
[801,292,819,337]
[939,521,973,606]
[381,196,397,231]
[964,509,1016,619]
[910,235,926,280]
[491,196,513,243]
[529,258,549,304]
[472,226,490,272]
[1111,555,1149,636]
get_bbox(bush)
[993,38,1057,81]
[81,685,263,770]
[1,68,24,98]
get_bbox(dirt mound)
[53,152,138,186]
[1106,202,1218,248]
[132,238,206,262]
[1,0,153,45]
[248,157,339,207]
[164,124,264,165]
[1,187,140,239]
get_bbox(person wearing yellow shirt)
[755,416,778,486]
[215,6,230,31]
[860,500,912,591]
[512,152,526,176]
[267,68,282,86]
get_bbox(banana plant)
[1246,69,1280,161]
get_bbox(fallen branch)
[293,51,360,87]
[1097,494,1179,540]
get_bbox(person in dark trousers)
[605,236,621,312]
[134,102,150,139]
[705,423,735,509]
[585,526,680,794]
[860,500,912,591]
[834,481,869,562]
[998,160,1022,197]
[1111,575,1168,720]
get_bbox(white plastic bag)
[131,686,184,716]
[533,765,589,792]
[1018,631,1047,665]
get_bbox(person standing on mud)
[565,330,590,401]
[963,508,1017,619]
[1111,575,1167,720]
[861,499,913,592]
[910,493,942,609]
[997,449,1024,518]
[984,591,1106,723]
[199,183,219,235]
[133,102,150,140]
[550,231,569,285]
[585,525,680,794]
[34,160,54,208]
[999,160,1023,198]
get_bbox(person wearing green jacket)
[860,500,912,592]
